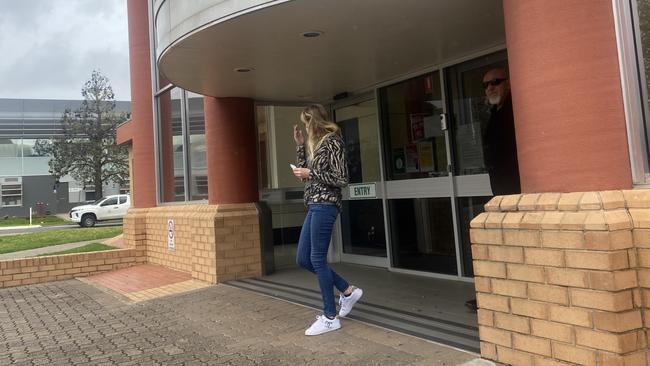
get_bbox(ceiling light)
[301,31,323,38]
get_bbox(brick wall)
[122,203,261,283]
[0,249,143,289]
[472,190,649,365]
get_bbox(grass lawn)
[0,227,122,254]
[38,243,116,256]
[0,215,69,227]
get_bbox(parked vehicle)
[69,194,130,227]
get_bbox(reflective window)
[0,138,21,157]
[156,88,208,202]
[388,198,456,275]
[187,92,207,200]
[256,105,306,190]
[340,200,386,257]
[380,72,447,180]
[334,99,381,183]
[101,197,118,206]
[1,183,22,207]
[635,0,650,178]
[158,87,185,202]
[269,202,306,269]
[119,196,127,204]
[638,0,650,107]
[457,196,491,277]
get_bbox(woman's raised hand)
[293,124,305,146]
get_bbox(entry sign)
[349,183,376,199]
[167,218,175,250]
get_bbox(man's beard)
[487,95,501,105]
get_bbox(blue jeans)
[296,203,349,318]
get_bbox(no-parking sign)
[167,219,175,250]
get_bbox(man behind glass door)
[481,67,521,195]
[466,67,521,311]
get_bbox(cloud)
[0,0,130,100]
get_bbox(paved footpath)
[0,280,480,365]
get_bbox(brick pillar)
[203,97,258,204]
[472,192,647,365]
[504,0,632,193]
[123,208,148,258]
[126,0,156,208]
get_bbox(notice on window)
[418,141,435,172]
[410,114,425,142]
[405,144,419,173]
[393,147,406,174]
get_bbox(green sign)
[349,183,376,199]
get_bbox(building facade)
[119,0,650,364]
[0,99,131,216]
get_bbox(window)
[1,182,22,207]
[101,197,118,206]
[379,72,448,181]
[155,88,209,202]
[157,87,185,202]
[187,92,208,200]
[84,186,97,201]
[256,105,306,189]
[637,0,650,182]
[119,196,127,204]
[617,0,650,183]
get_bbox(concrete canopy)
[156,0,505,102]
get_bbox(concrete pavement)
[0,278,480,365]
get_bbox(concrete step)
[227,277,480,353]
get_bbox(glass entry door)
[334,98,388,267]
[445,50,511,277]
[380,71,461,276]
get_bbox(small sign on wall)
[167,218,175,250]
[349,183,376,199]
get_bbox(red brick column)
[126,0,156,207]
[503,0,632,193]
[203,97,258,204]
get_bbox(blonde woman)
[292,104,363,336]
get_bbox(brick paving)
[0,279,479,365]
[84,264,191,293]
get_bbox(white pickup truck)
[69,194,131,227]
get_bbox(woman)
[292,104,363,336]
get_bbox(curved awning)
[157,0,505,102]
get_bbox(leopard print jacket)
[296,133,349,211]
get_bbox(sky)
[0,0,131,101]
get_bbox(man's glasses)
[482,78,507,88]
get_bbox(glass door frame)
[330,92,390,268]
[375,69,466,281]
[344,45,505,282]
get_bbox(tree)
[35,70,129,198]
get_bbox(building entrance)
[378,70,460,276]
[257,51,516,280]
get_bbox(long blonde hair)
[301,104,340,159]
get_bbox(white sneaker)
[339,287,363,317]
[305,315,341,336]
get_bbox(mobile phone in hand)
[290,164,297,169]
